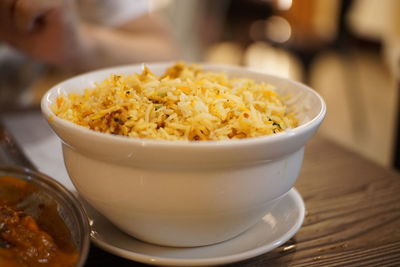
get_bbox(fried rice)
[52,62,298,141]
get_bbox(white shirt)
[77,0,150,27]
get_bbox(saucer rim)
[90,188,305,266]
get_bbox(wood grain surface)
[1,124,398,267]
[83,136,400,266]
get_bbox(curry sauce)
[0,176,79,267]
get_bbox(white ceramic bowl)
[41,63,326,247]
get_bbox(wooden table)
[80,137,400,267]
[1,119,400,266]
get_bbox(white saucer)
[84,188,305,266]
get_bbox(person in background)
[0,0,178,72]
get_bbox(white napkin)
[2,111,75,191]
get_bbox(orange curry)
[0,176,78,267]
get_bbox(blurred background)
[165,0,400,169]
[1,0,400,169]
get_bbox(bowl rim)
[0,165,91,267]
[41,62,326,148]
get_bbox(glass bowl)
[0,165,90,266]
